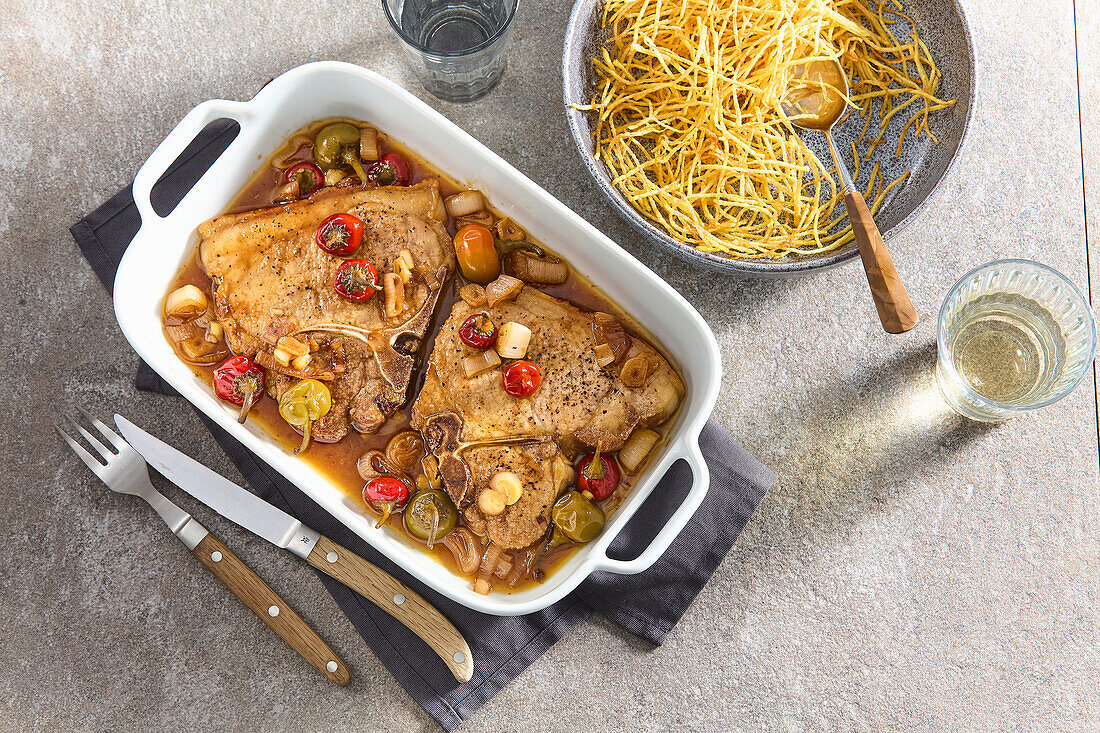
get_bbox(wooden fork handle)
[306,536,474,683]
[192,532,349,685]
[845,190,919,334]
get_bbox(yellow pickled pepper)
[278,379,331,453]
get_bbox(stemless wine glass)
[383,0,519,102]
[936,260,1096,422]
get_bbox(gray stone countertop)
[2,0,1098,730]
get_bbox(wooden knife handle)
[306,536,473,683]
[193,533,349,685]
[844,190,919,334]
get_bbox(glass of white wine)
[937,260,1096,422]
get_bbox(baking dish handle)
[131,99,251,227]
[591,433,710,575]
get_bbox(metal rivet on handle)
[453,652,466,664]
[393,593,405,605]
[326,552,338,563]
[210,551,222,562]
[327,661,339,673]
[268,605,279,617]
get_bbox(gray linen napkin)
[71,119,775,730]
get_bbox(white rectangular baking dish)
[115,61,721,615]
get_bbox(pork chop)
[467,441,575,549]
[199,180,454,441]
[412,284,684,547]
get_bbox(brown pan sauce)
[165,119,679,593]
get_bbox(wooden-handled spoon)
[783,58,918,334]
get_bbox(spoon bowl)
[782,56,918,334]
[782,58,850,131]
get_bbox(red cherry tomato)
[364,477,410,505]
[459,312,497,349]
[213,355,265,423]
[502,360,541,398]
[453,223,501,284]
[363,477,410,529]
[284,162,324,196]
[333,259,380,301]
[368,153,411,186]
[315,213,364,256]
[577,452,620,501]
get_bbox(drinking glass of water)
[936,260,1096,422]
[383,0,518,102]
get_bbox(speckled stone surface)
[3,0,1099,730]
[1080,0,1100,425]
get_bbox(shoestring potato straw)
[575,0,957,260]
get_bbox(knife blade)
[115,414,474,683]
[115,415,322,558]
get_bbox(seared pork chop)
[199,180,454,441]
[412,285,683,547]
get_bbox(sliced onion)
[442,528,482,575]
[166,306,227,364]
[477,542,503,588]
[396,249,415,283]
[358,449,404,481]
[607,332,632,362]
[166,320,225,364]
[276,335,309,357]
[270,134,311,168]
[445,190,486,219]
[506,549,535,587]
[291,353,312,371]
[455,211,494,228]
[165,285,208,317]
[495,322,531,359]
[360,127,379,161]
[273,178,299,203]
[506,252,568,284]
[485,275,523,307]
[385,431,424,473]
[383,272,405,320]
[592,312,617,327]
[493,554,513,579]
[619,428,660,472]
[253,349,335,380]
[272,347,292,366]
[592,343,615,367]
[357,450,385,481]
[205,321,224,343]
[462,350,501,378]
[592,313,633,363]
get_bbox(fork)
[57,406,349,685]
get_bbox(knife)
[115,414,474,683]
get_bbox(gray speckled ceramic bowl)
[562,0,976,277]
